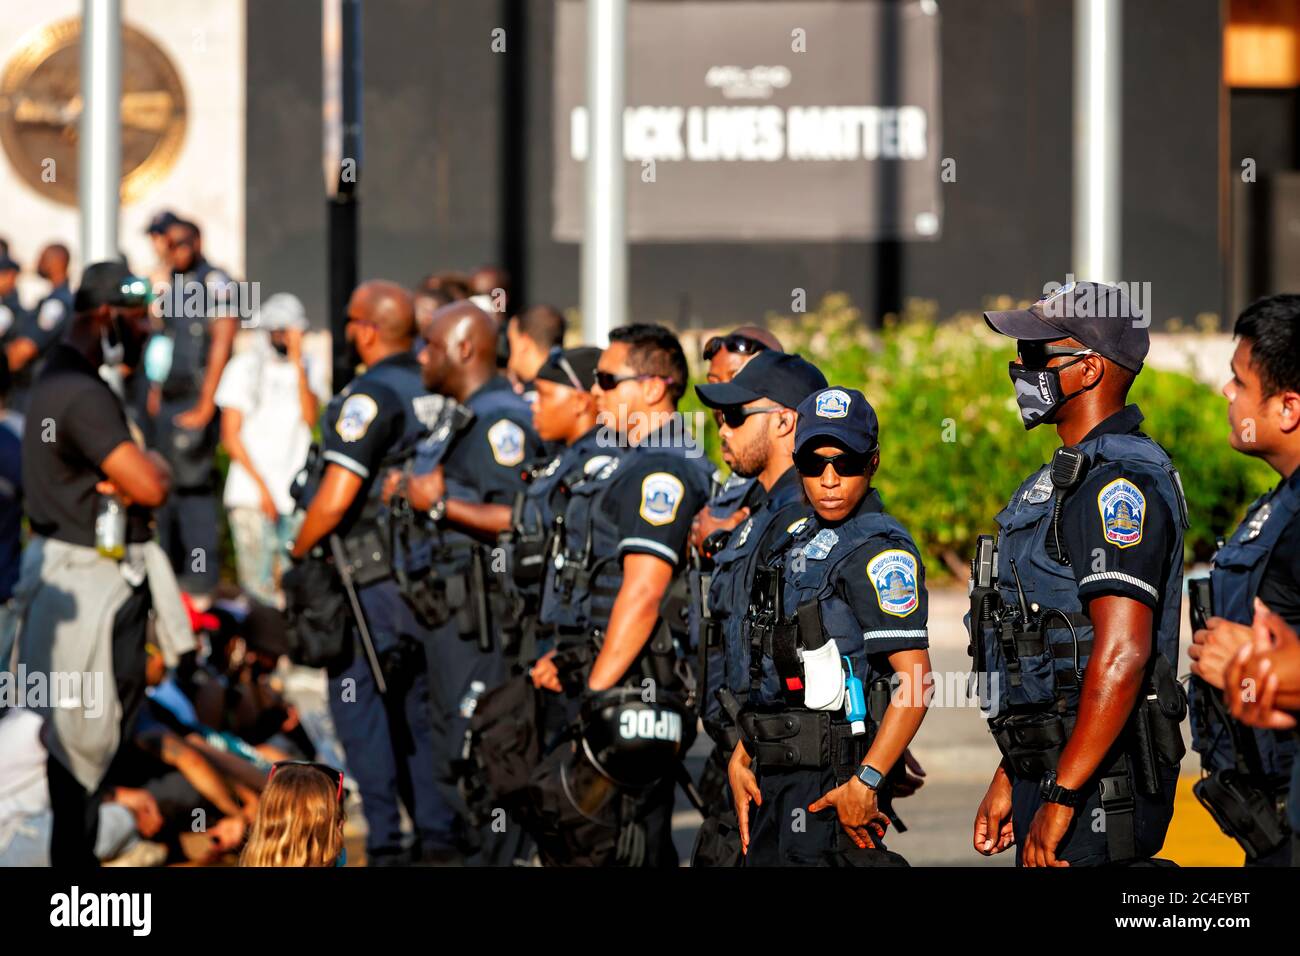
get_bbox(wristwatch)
[1039,770,1084,809]
[855,764,884,791]
[427,498,447,523]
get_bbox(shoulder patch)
[37,297,65,332]
[803,528,839,560]
[336,394,379,443]
[1098,477,1145,548]
[639,472,685,526]
[866,549,920,617]
[487,419,525,467]
[815,389,851,419]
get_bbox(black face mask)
[1007,355,1100,429]
[271,339,289,357]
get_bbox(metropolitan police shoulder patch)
[639,472,684,526]
[867,549,920,617]
[1098,477,1145,548]
[487,419,525,467]
[37,297,66,332]
[336,393,379,443]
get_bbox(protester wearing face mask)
[214,293,327,608]
[971,281,1190,867]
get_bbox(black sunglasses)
[794,446,877,478]
[269,760,345,801]
[1015,342,1096,370]
[594,369,674,391]
[719,405,781,429]
[703,333,769,361]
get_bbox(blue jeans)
[0,803,138,867]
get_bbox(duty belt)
[739,709,869,773]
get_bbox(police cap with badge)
[695,348,828,414]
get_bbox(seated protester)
[239,762,347,867]
[0,707,166,867]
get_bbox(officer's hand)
[406,467,446,513]
[1189,616,1253,690]
[173,401,215,430]
[530,650,562,693]
[728,744,761,855]
[380,468,404,505]
[973,765,1016,855]
[689,506,749,554]
[892,748,927,799]
[1225,601,1299,731]
[1023,803,1072,867]
[809,779,889,850]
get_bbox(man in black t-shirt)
[15,261,170,866]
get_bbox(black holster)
[1193,770,1290,860]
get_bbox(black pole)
[499,0,528,309]
[872,0,903,326]
[329,0,363,395]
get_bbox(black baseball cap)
[984,280,1149,372]
[146,210,179,235]
[695,350,827,410]
[535,346,601,391]
[74,261,151,312]
[794,387,879,455]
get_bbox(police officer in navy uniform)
[973,281,1189,867]
[382,300,537,862]
[688,350,827,865]
[289,280,458,866]
[509,346,604,667]
[727,387,932,866]
[1189,294,1300,865]
[151,219,238,599]
[530,324,712,866]
[5,243,74,415]
[0,252,29,409]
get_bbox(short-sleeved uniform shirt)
[8,283,73,413]
[816,489,930,658]
[440,377,539,515]
[599,418,712,571]
[320,351,430,538]
[1054,405,1178,612]
[21,344,138,548]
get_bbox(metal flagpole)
[582,0,627,346]
[1073,0,1121,284]
[79,0,122,263]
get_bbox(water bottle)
[94,494,126,560]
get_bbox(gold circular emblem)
[0,17,187,206]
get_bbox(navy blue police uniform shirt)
[20,281,74,355]
[1256,469,1300,627]
[0,418,21,602]
[441,376,538,509]
[601,421,711,570]
[0,290,29,347]
[321,351,425,536]
[1055,406,1176,612]
[833,489,931,656]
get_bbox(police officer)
[529,324,712,866]
[152,219,238,600]
[972,281,1189,867]
[0,252,28,368]
[509,346,603,666]
[382,300,537,861]
[725,386,931,866]
[688,350,827,865]
[289,280,457,866]
[5,243,74,414]
[689,326,784,551]
[1189,294,1300,865]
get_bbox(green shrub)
[684,293,1274,577]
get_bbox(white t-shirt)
[215,345,328,515]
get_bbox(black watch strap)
[1040,770,1084,809]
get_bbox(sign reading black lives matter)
[553,0,942,242]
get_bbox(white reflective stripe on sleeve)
[862,629,928,641]
[1077,570,1158,600]
[323,450,370,479]
[618,537,678,564]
